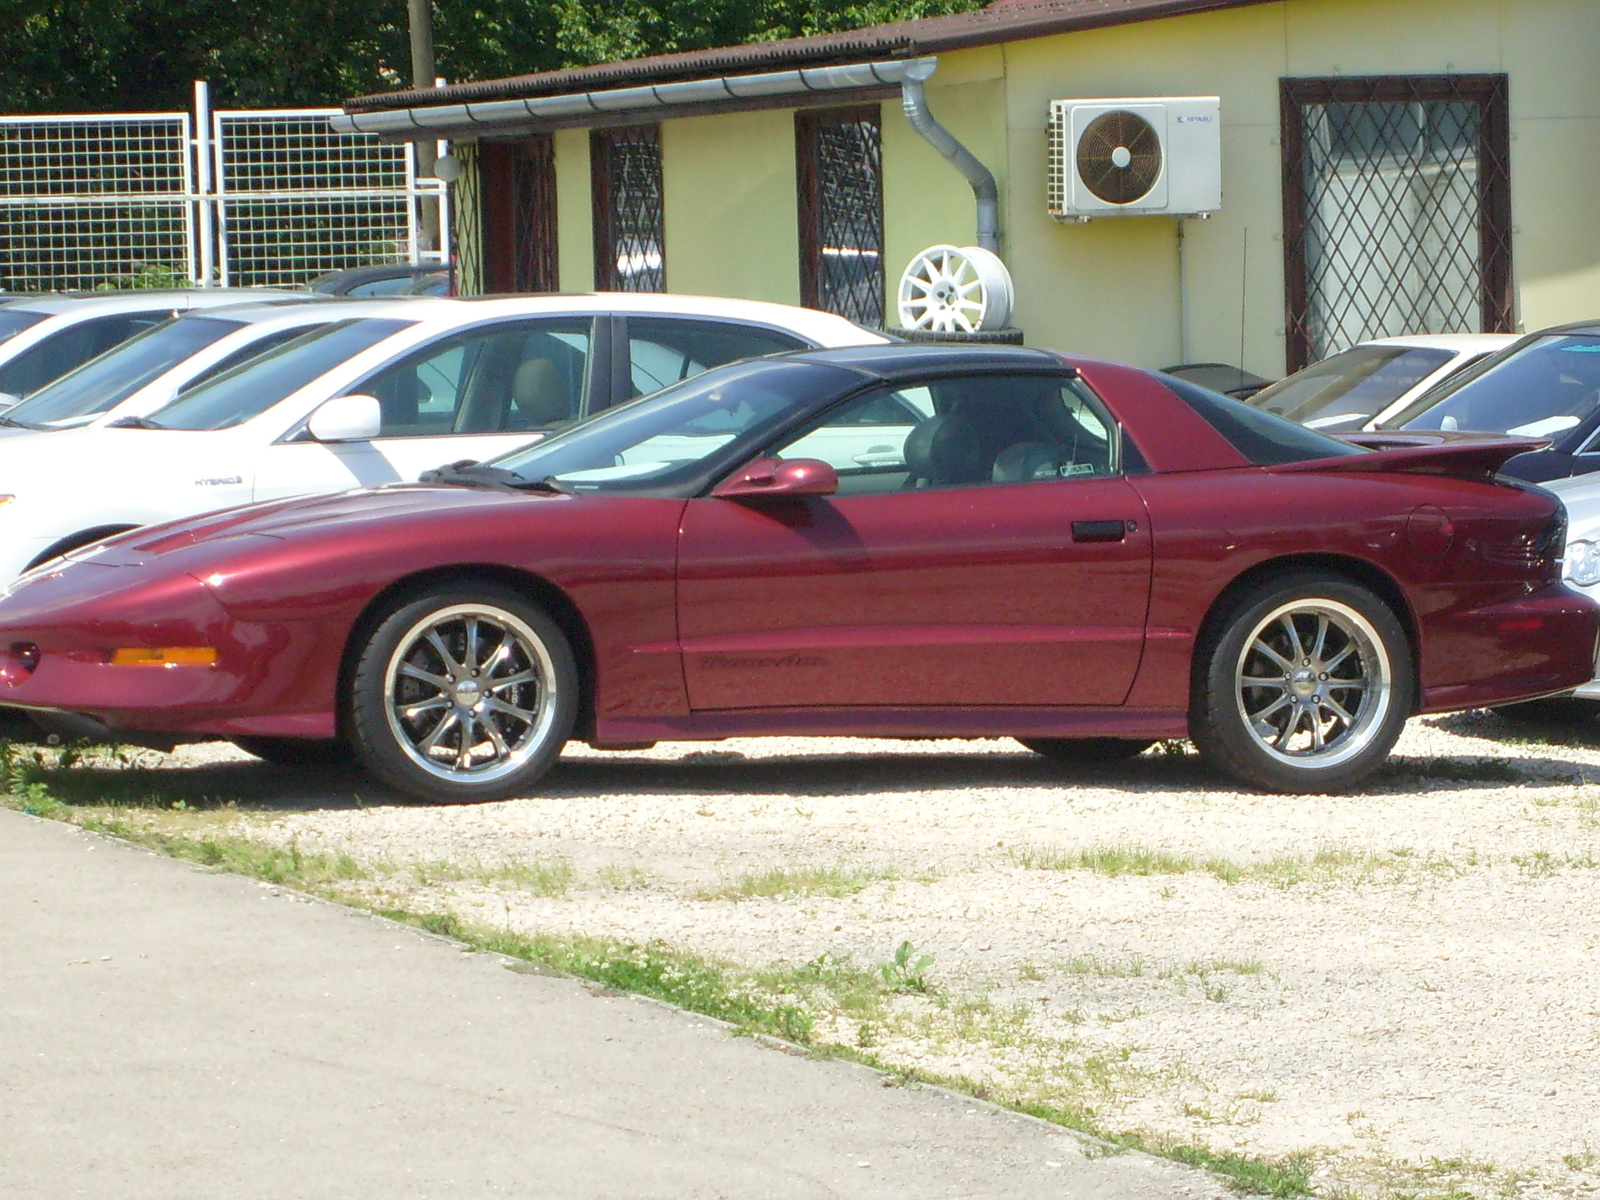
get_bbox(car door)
[675,370,1154,710]
[252,317,599,499]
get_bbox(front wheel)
[1191,573,1413,793]
[347,584,578,804]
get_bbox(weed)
[410,857,574,895]
[879,941,934,993]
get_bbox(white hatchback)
[0,293,887,580]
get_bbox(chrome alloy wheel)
[382,603,558,784]
[1233,598,1392,769]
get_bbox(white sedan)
[1246,334,1516,433]
[0,298,380,436]
[0,289,303,405]
[0,294,887,581]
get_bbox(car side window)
[769,374,1121,497]
[356,318,592,438]
[181,327,321,392]
[0,311,169,397]
[625,317,806,402]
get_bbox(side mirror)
[714,456,838,500]
[307,394,381,442]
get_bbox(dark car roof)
[781,342,1063,381]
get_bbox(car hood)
[84,483,545,565]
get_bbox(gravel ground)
[100,714,1600,1197]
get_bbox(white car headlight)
[1566,539,1600,587]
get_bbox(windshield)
[1394,334,1600,437]
[492,358,856,492]
[145,318,412,431]
[0,309,46,348]
[4,316,243,429]
[1247,345,1453,431]
[1162,374,1363,465]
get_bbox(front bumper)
[0,566,341,739]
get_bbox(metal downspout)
[898,69,1000,255]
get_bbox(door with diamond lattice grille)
[1281,75,1512,371]
[797,106,885,328]
[592,125,665,293]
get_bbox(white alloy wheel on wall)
[896,244,1015,333]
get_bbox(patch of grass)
[84,817,366,887]
[756,951,886,1017]
[1013,843,1199,877]
[1512,850,1599,876]
[409,857,574,895]
[1015,841,1469,888]
[698,862,888,901]
[1064,953,1147,978]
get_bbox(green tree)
[2,0,981,113]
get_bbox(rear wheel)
[1191,572,1413,793]
[1492,697,1600,724]
[1018,737,1153,762]
[347,584,578,804]
[231,736,352,768]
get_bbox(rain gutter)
[331,55,1001,255]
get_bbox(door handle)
[1072,520,1128,543]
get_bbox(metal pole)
[194,80,215,287]
[408,0,440,252]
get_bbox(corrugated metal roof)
[344,0,1269,114]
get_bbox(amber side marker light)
[109,647,219,667]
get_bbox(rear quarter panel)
[1125,468,1573,709]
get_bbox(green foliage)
[3,0,983,114]
[879,940,934,993]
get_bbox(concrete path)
[0,809,1224,1199]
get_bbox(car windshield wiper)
[417,459,573,495]
[106,414,165,429]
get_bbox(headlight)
[1566,539,1600,586]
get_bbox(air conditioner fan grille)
[1076,110,1163,205]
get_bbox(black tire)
[232,736,353,768]
[1018,737,1154,762]
[1191,571,1414,793]
[347,583,578,804]
[1492,696,1600,724]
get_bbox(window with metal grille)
[592,125,665,292]
[797,106,885,328]
[480,136,558,293]
[1281,75,1512,371]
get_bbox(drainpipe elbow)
[900,79,1000,256]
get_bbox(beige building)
[339,0,1600,379]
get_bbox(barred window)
[797,106,885,328]
[1281,75,1512,371]
[592,125,665,293]
[480,135,558,293]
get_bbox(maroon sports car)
[0,344,1592,801]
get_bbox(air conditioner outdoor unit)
[1047,97,1221,220]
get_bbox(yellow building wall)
[537,0,1600,374]
[661,108,801,304]
[554,128,593,293]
